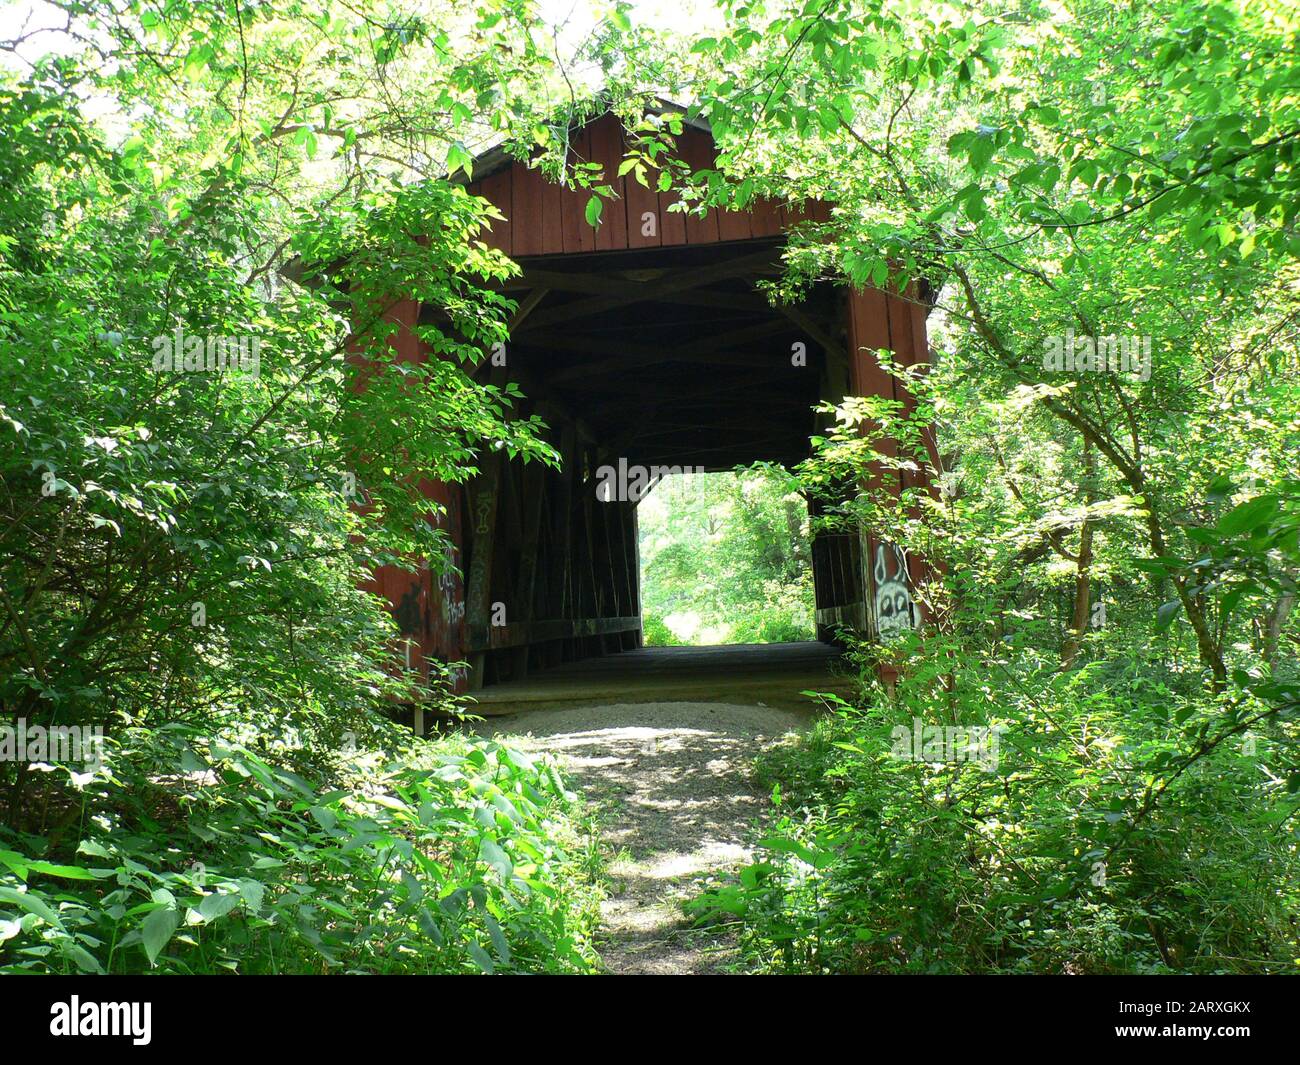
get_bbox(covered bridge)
[359,107,934,697]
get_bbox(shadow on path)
[481,701,811,974]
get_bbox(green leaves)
[1155,600,1182,631]
[197,892,241,921]
[0,726,599,975]
[1217,495,1280,537]
[478,837,513,881]
[0,852,104,881]
[23,862,103,881]
[447,141,474,179]
[758,835,837,871]
[949,125,1002,175]
[0,885,62,926]
[140,906,179,966]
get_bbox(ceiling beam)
[563,364,815,400]
[541,318,804,384]
[505,270,770,316]
[773,302,846,365]
[513,248,783,333]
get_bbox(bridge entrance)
[358,110,933,696]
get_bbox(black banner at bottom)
[0,973,1288,1053]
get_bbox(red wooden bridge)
[358,107,934,701]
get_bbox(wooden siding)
[465,114,831,258]
[353,112,929,697]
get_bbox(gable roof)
[455,96,709,185]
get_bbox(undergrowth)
[690,654,1300,975]
[0,719,604,974]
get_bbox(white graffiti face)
[873,543,918,640]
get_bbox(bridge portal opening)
[361,110,933,703]
[638,467,815,647]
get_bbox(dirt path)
[480,701,810,974]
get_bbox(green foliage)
[694,457,1300,974]
[640,613,676,648]
[0,3,588,977]
[0,723,602,974]
[695,649,1299,974]
[4,0,1299,979]
[659,0,1300,975]
[638,467,814,644]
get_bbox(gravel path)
[480,701,810,974]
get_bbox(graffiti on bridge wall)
[871,542,919,641]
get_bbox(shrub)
[0,722,602,974]
[692,655,1300,974]
[641,613,676,647]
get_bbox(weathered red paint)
[352,299,469,691]
[463,114,823,257]
[353,111,934,695]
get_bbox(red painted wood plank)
[904,287,942,500]
[560,126,596,254]
[511,162,547,256]
[747,196,784,237]
[808,199,832,224]
[478,169,513,255]
[885,289,919,473]
[624,154,662,248]
[680,129,720,244]
[846,286,901,501]
[540,171,564,256]
[588,114,629,252]
[388,297,423,363]
[657,181,688,245]
[897,289,939,600]
[785,199,812,227]
[717,203,752,242]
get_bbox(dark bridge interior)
[361,111,930,697]
[486,239,840,471]
[446,236,854,690]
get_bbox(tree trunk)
[1062,439,1096,669]
[1263,590,1296,666]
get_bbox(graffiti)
[438,569,465,626]
[872,542,918,640]
[474,490,494,535]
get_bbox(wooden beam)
[550,425,577,622]
[570,368,815,402]
[775,301,847,366]
[464,449,503,690]
[815,601,868,630]
[506,274,770,315]
[543,318,807,384]
[514,248,783,333]
[466,615,642,651]
[509,287,550,330]
[508,458,548,678]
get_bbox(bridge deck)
[467,641,855,716]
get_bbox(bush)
[641,613,676,647]
[691,652,1300,974]
[728,606,814,644]
[0,722,603,974]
